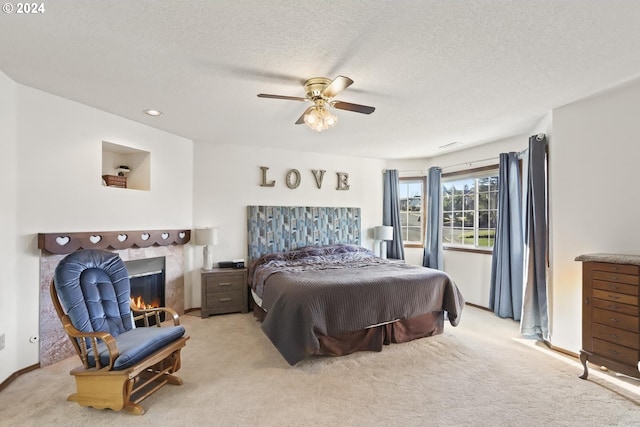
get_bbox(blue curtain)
[521,134,549,339]
[423,167,443,269]
[489,153,524,320]
[383,170,404,260]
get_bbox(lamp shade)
[194,227,218,246]
[374,225,394,241]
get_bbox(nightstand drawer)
[206,291,243,309]
[204,275,244,293]
[200,267,248,318]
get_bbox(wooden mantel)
[38,229,191,254]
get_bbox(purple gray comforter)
[250,244,465,365]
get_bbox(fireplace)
[125,256,166,326]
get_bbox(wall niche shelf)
[102,141,150,191]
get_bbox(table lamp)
[195,227,218,270]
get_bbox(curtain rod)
[384,148,527,174]
[383,169,427,174]
[440,147,529,170]
[385,133,545,173]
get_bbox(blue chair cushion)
[89,325,186,370]
[54,250,133,337]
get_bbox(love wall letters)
[259,166,350,191]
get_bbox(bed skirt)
[252,302,444,358]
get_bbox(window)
[399,177,425,247]
[442,167,498,251]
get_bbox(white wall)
[2,83,194,382]
[0,72,18,383]
[191,142,386,307]
[550,79,640,352]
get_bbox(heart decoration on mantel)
[38,229,191,254]
[55,236,70,246]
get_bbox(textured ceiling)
[1,1,640,159]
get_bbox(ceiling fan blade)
[257,94,308,102]
[322,76,354,99]
[295,106,315,125]
[332,101,375,114]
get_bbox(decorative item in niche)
[116,165,130,176]
[259,166,349,190]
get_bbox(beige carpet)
[2,306,640,426]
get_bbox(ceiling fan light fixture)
[257,75,373,131]
[304,105,338,132]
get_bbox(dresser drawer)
[204,274,244,293]
[592,271,639,285]
[593,308,639,332]
[592,323,639,350]
[592,298,638,316]
[593,279,638,296]
[591,262,639,276]
[206,290,243,309]
[592,338,639,366]
[592,289,638,306]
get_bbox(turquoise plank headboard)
[247,206,361,264]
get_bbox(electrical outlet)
[0,333,5,351]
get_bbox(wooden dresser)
[576,253,640,380]
[200,268,248,318]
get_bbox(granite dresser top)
[575,253,640,266]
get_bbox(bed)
[247,205,465,365]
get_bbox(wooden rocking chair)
[50,249,189,415]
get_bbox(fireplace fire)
[130,295,160,310]
[125,256,166,326]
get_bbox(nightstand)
[200,268,248,318]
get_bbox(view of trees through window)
[442,172,498,249]
[398,177,425,245]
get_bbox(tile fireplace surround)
[38,229,190,366]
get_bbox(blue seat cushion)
[88,325,186,370]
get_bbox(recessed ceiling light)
[143,109,163,117]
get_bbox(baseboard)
[544,341,579,359]
[0,363,40,393]
[465,302,491,312]
[184,307,200,314]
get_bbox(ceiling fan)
[257,76,375,132]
